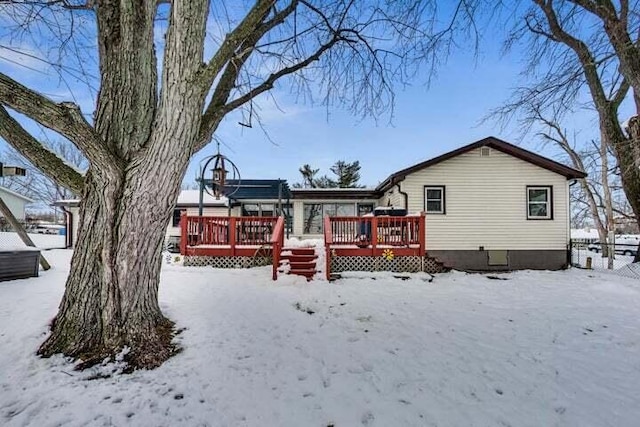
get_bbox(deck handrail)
[180,215,279,255]
[326,213,426,254]
[270,216,285,280]
[323,216,333,280]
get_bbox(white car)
[588,239,638,256]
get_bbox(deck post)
[323,216,333,281]
[180,211,188,255]
[371,216,378,257]
[229,217,237,256]
[419,212,426,254]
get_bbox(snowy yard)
[1,251,640,426]
[0,232,65,250]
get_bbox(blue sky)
[0,4,632,192]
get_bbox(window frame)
[423,185,446,214]
[526,185,553,220]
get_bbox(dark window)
[242,203,260,216]
[358,203,375,216]
[172,209,186,227]
[527,186,553,219]
[424,186,445,214]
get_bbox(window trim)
[526,185,553,220]
[423,185,446,214]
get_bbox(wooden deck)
[179,213,425,280]
[323,214,426,279]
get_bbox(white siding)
[0,188,29,221]
[69,206,80,247]
[379,186,404,209]
[397,147,569,250]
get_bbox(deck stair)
[279,247,318,280]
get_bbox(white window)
[527,186,552,219]
[424,186,445,214]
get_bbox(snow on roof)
[177,190,228,206]
[0,186,34,203]
[291,187,377,192]
[53,191,228,207]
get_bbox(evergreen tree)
[330,160,363,188]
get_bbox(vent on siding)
[480,147,491,156]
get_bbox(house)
[288,137,585,272]
[0,186,33,223]
[56,137,586,274]
[372,136,585,271]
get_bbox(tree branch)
[0,72,119,171]
[612,77,630,109]
[0,105,84,194]
[533,0,610,108]
[195,33,344,152]
[199,0,276,91]
[196,1,299,150]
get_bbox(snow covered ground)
[1,251,640,426]
[0,231,65,250]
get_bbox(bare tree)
[533,110,620,265]
[491,0,640,262]
[0,0,478,369]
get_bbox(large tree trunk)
[38,0,210,369]
[38,173,174,368]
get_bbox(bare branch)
[0,105,84,193]
[0,72,119,171]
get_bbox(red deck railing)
[271,216,285,280]
[328,214,425,247]
[180,214,279,255]
[323,216,333,280]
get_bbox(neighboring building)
[0,186,33,222]
[56,137,586,271]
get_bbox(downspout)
[395,180,408,212]
[568,179,578,267]
[60,206,73,249]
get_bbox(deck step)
[282,247,316,256]
[280,254,317,263]
[278,248,318,281]
[283,261,316,269]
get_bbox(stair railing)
[323,215,333,280]
[271,216,285,280]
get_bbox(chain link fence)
[570,240,638,271]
